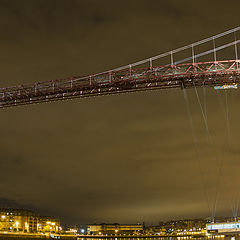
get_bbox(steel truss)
[0,60,240,108]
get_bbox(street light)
[15,221,19,231]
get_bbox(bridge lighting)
[207,222,240,235]
[1,27,240,109]
[214,84,238,90]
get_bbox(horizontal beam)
[0,60,240,109]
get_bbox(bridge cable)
[233,34,239,220]
[213,31,238,218]
[182,87,211,217]
[112,27,240,72]
[203,86,208,143]
[232,30,239,220]
[193,84,210,139]
[215,90,236,220]
[182,52,211,216]
[173,41,240,67]
[225,91,231,142]
[179,53,211,218]
[225,90,240,220]
[193,81,224,222]
[203,87,207,122]
[191,48,216,220]
[235,30,239,70]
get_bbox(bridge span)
[0,60,240,109]
[1,26,240,108]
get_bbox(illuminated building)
[207,222,240,235]
[37,216,60,233]
[0,208,61,233]
[65,226,78,234]
[0,209,38,232]
[87,223,143,235]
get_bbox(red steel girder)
[0,60,240,109]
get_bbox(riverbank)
[0,233,77,240]
[0,233,207,240]
[77,234,206,238]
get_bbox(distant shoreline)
[0,233,206,240]
[77,234,206,238]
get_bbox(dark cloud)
[0,0,240,225]
[0,197,34,210]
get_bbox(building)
[147,218,211,235]
[0,208,38,232]
[37,216,61,233]
[0,208,61,233]
[207,222,240,235]
[87,223,143,235]
[65,226,79,234]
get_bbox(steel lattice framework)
[1,27,240,108]
[0,60,240,108]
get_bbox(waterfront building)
[37,216,61,233]
[0,208,38,232]
[148,218,211,235]
[0,208,61,233]
[87,223,143,235]
[65,226,79,234]
[146,225,166,235]
[207,221,240,235]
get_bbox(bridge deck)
[0,60,240,108]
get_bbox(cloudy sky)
[1,0,240,225]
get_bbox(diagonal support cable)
[182,86,211,219]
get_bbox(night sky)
[1,0,240,225]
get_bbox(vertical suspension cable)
[213,37,217,73]
[171,51,174,67]
[215,89,237,220]
[149,58,153,69]
[225,89,239,220]
[203,86,208,143]
[192,44,195,65]
[235,30,239,70]
[191,44,196,79]
[231,199,235,220]
[228,36,240,218]
[193,82,226,222]
[213,37,217,63]
[225,90,231,142]
[194,83,214,221]
[193,83,210,138]
[203,87,207,123]
[211,89,236,222]
[129,64,132,80]
[182,86,211,218]
[208,36,226,221]
[236,193,240,220]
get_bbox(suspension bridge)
[0,27,240,108]
[2,26,240,232]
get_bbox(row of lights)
[1,215,60,233]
